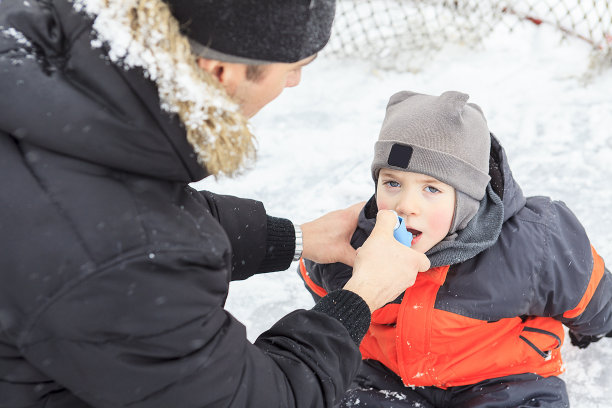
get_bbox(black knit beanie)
[166,0,336,64]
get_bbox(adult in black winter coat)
[0,1,430,407]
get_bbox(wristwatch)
[293,223,303,261]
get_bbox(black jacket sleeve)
[196,190,295,280]
[19,250,369,408]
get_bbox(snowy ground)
[193,22,612,407]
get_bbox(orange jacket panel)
[360,266,566,388]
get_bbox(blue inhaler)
[393,216,413,247]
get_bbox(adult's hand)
[301,202,364,266]
[343,210,430,312]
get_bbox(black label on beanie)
[388,144,413,169]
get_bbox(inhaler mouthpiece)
[393,216,413,247]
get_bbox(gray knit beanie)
[371,90,491,234]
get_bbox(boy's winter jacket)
[301,136,612,389]
[0,1,368,407]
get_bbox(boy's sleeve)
[298,258,356,303]
[560,247,611,330]
[561,246,612,347]
[540,201,612,343]
[298,258,327,302]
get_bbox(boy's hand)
[343,210,430,312]
[569,330,612,349]
[301,202,364,266]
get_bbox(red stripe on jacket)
[299,258,328,298]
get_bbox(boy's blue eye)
[425,186,440,194]
[386,180,400,188]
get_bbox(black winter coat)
[0,1,368,407]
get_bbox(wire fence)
[324,0,612,76]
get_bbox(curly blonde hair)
[76,0,256,177]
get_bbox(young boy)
[299,90,612,407]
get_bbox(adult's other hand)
[301,202,364,266]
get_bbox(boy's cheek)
[375,197,389,211]
[429,208,455,233]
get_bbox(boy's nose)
[396,193,420,218]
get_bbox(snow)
[192,21,612,407]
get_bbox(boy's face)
[376,169,456,253]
